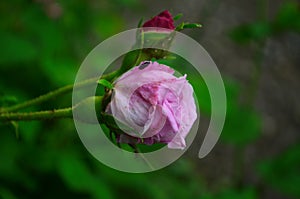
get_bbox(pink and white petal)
[160,75,187,98]
[142,105,167,138]
[167,81,197,149]
[162,100,179,132]
[167,134,186,149]
[109,91,143,134]
[177,82,197,139]
[115,61,174,84]
[129,92,152,126]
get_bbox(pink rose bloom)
[106,61,197,149]
[142,10,175,30]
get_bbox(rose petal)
[168,81,197,149]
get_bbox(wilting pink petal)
[106,61,197,149]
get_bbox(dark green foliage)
[203,188,257,199]
[258,144,300,198]
[274,2,300,33]
[221,82,261,146]
[229,21,272,44]
[230,1,300,44]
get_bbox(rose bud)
[120,11,176,74]
[141,10,175,59]
[106,61,197,149]
[142,10,175,30]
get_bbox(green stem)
[133,30,145,67]
[0,107,73,122]
[135,146,155,171]
[0,70,119,113]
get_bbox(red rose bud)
[120,11,175,73]
[142,10,175,30]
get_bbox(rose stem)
[0,70,119,114]
[135,147,155,170]
[0,107,73,122]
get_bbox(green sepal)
[119,30,176,74]
[175,22,185,31]
[176,22,202,31]
[98,79,113,89]
[137,17,144,28]
[183,23,202,29]
[173,13,183,21]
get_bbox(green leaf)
[98,79,114,89]
[173,13,183,21]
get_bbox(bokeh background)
[1,0,300,198]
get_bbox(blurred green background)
[1,0,300,198]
